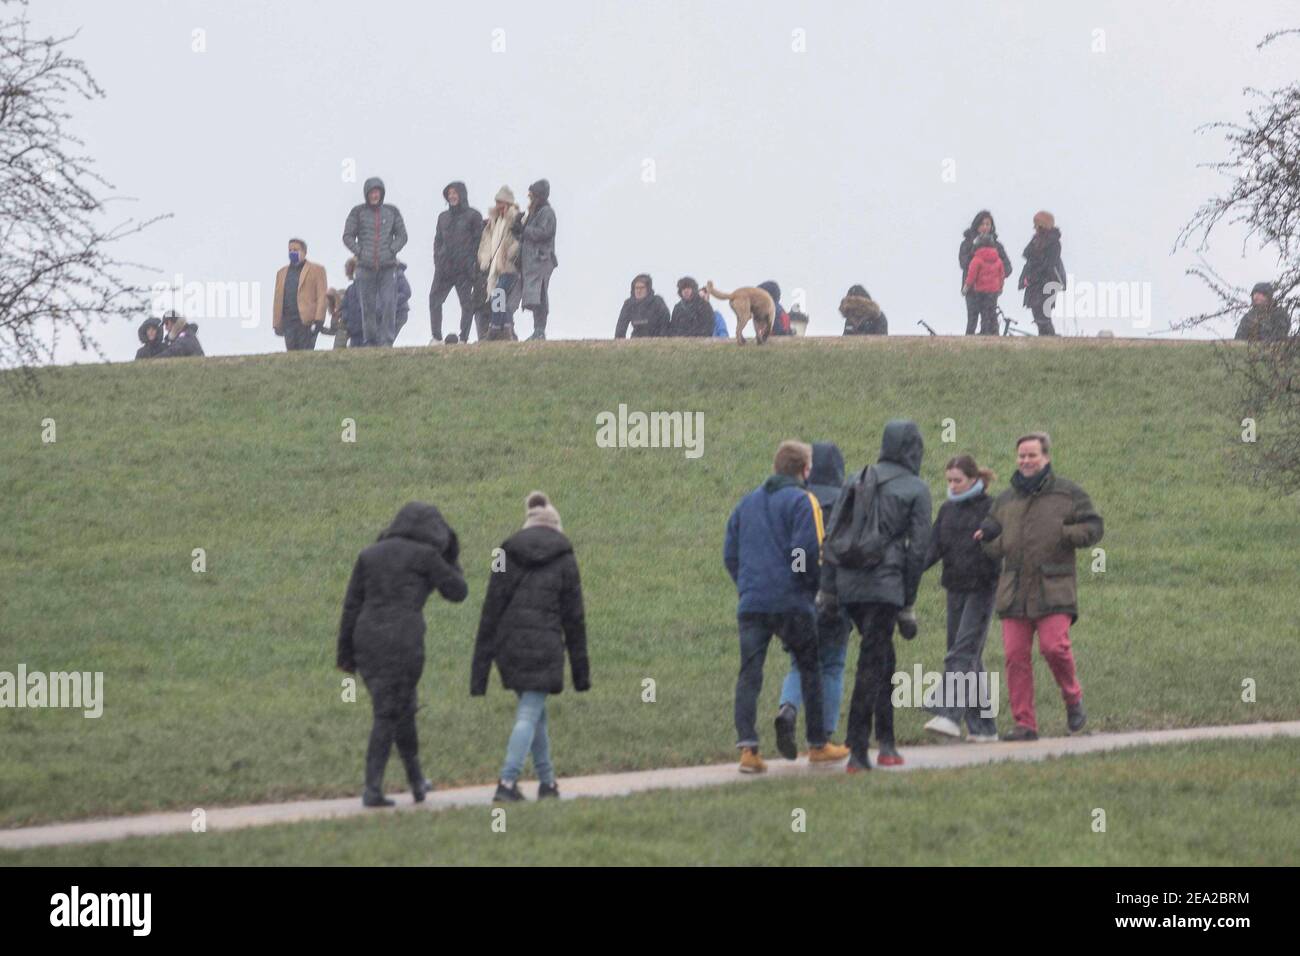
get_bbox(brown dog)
[704,281,775,345]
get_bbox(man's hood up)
[878,420,924,475]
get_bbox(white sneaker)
[924,715,963,738]
[966,732,999,744]
[428,337,441,346]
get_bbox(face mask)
[289,251,301,265]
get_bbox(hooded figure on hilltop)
[615,273,670,338]
[667,276,715,337]
[839,285,888,335]
[135,317,165,359]
[1234,282,1292,342]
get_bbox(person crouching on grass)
[920,455,1001,742]
[472,492,590,802]
[724,440,851,773]
[337,502,468,807]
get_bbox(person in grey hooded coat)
[513,178,557,340]
[337,502,467,806]
[342,177,408,346]
[821,420,932,770]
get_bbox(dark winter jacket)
[840,290,888,335]
[724,473,823,616]
[979,466,1103,623]
[1019,228,1065,308]
[923,490,999,593]
[965,242,1007,294]
[958,214,1012,290]
[337,502,468,679]
[1234,304,1291,342]
[434,181,483,280]
[668,286,715,337]
[519,181,557,309]
[759,281,791,335]
[342,282,362,342]
[155,321,204,358]
[343,177,409,272]
[615,274,670,338]
[135,318,165,359]
[822,420,933,609]
[471,525,589,695]
[395,263,412,333]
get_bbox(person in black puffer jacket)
[614,273,670,338]
[472,492,589,802]
[839,285,888,335]
[667,276,715,336]
[135,317,165,359]
[337,502,468,807]
[921,455,1000,741]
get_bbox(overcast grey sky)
[30,0,1298,362]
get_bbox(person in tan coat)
[273,238,328,351]
[476,186,523,341]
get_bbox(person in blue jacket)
[724,440,851,773]
[712,310,729,337]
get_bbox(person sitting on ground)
[153,312,204,358]
[135,317,165,359]
[1234,282,1291,342]
[839,285,888,335]
[472,492,590,803]
[337,502,467,807]
[667,276,715,336]
[614,273,670,338]
[758,280,792,336]
[724,439,851,773]
[920,455,1001,742]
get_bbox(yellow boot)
[738,747,767,774]
[808,741,851,763]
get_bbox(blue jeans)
[356,265,398,346]
[500,690,554,786]
[780,609,850,737]
[735,611,825,750]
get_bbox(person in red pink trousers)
[974,432,1103,740]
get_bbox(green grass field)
[1,337,1297,843]
[8,738,1297,866]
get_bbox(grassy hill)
[1,337,1297,831]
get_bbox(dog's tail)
[704,281,734,301]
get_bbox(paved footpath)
[3,720,1297,851]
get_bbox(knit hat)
[1251,282,1275,301]
[528,178,550,203]
[846,284,870,298]
[1033,210,1056,230]
[495,184,516,204]
[523,491,562,531]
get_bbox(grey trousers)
[356,265,398,347]
[936,587,999,735]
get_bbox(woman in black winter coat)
[614,273,670,338]
[472,492,589,802]
[135,317,165,359]
[338,501,468,806]
[958,210,1012,335]
[1018,210,1065,335]
[920,456,1000,741]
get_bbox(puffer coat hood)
[138,316,163,344]
[378,501,458,562]
[363,176,386,204]
[808,441,846,512]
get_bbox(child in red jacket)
[962,235,1006,334]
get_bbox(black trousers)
[361,672,423,797]
[965,292,999,335]
[525,277,549,333]
[843,602,900,757]
[1029,298,1056,335]
[429,273,475,340]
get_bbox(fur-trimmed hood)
[839,293,882,323]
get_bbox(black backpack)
[823,465,894,570]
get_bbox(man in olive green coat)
[976,432,1103,740]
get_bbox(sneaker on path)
[1001,725,1039,742]
[1067,701,1088,734]
[538,781,560,800]
[924,715,963,738]
[493,781,526,802]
